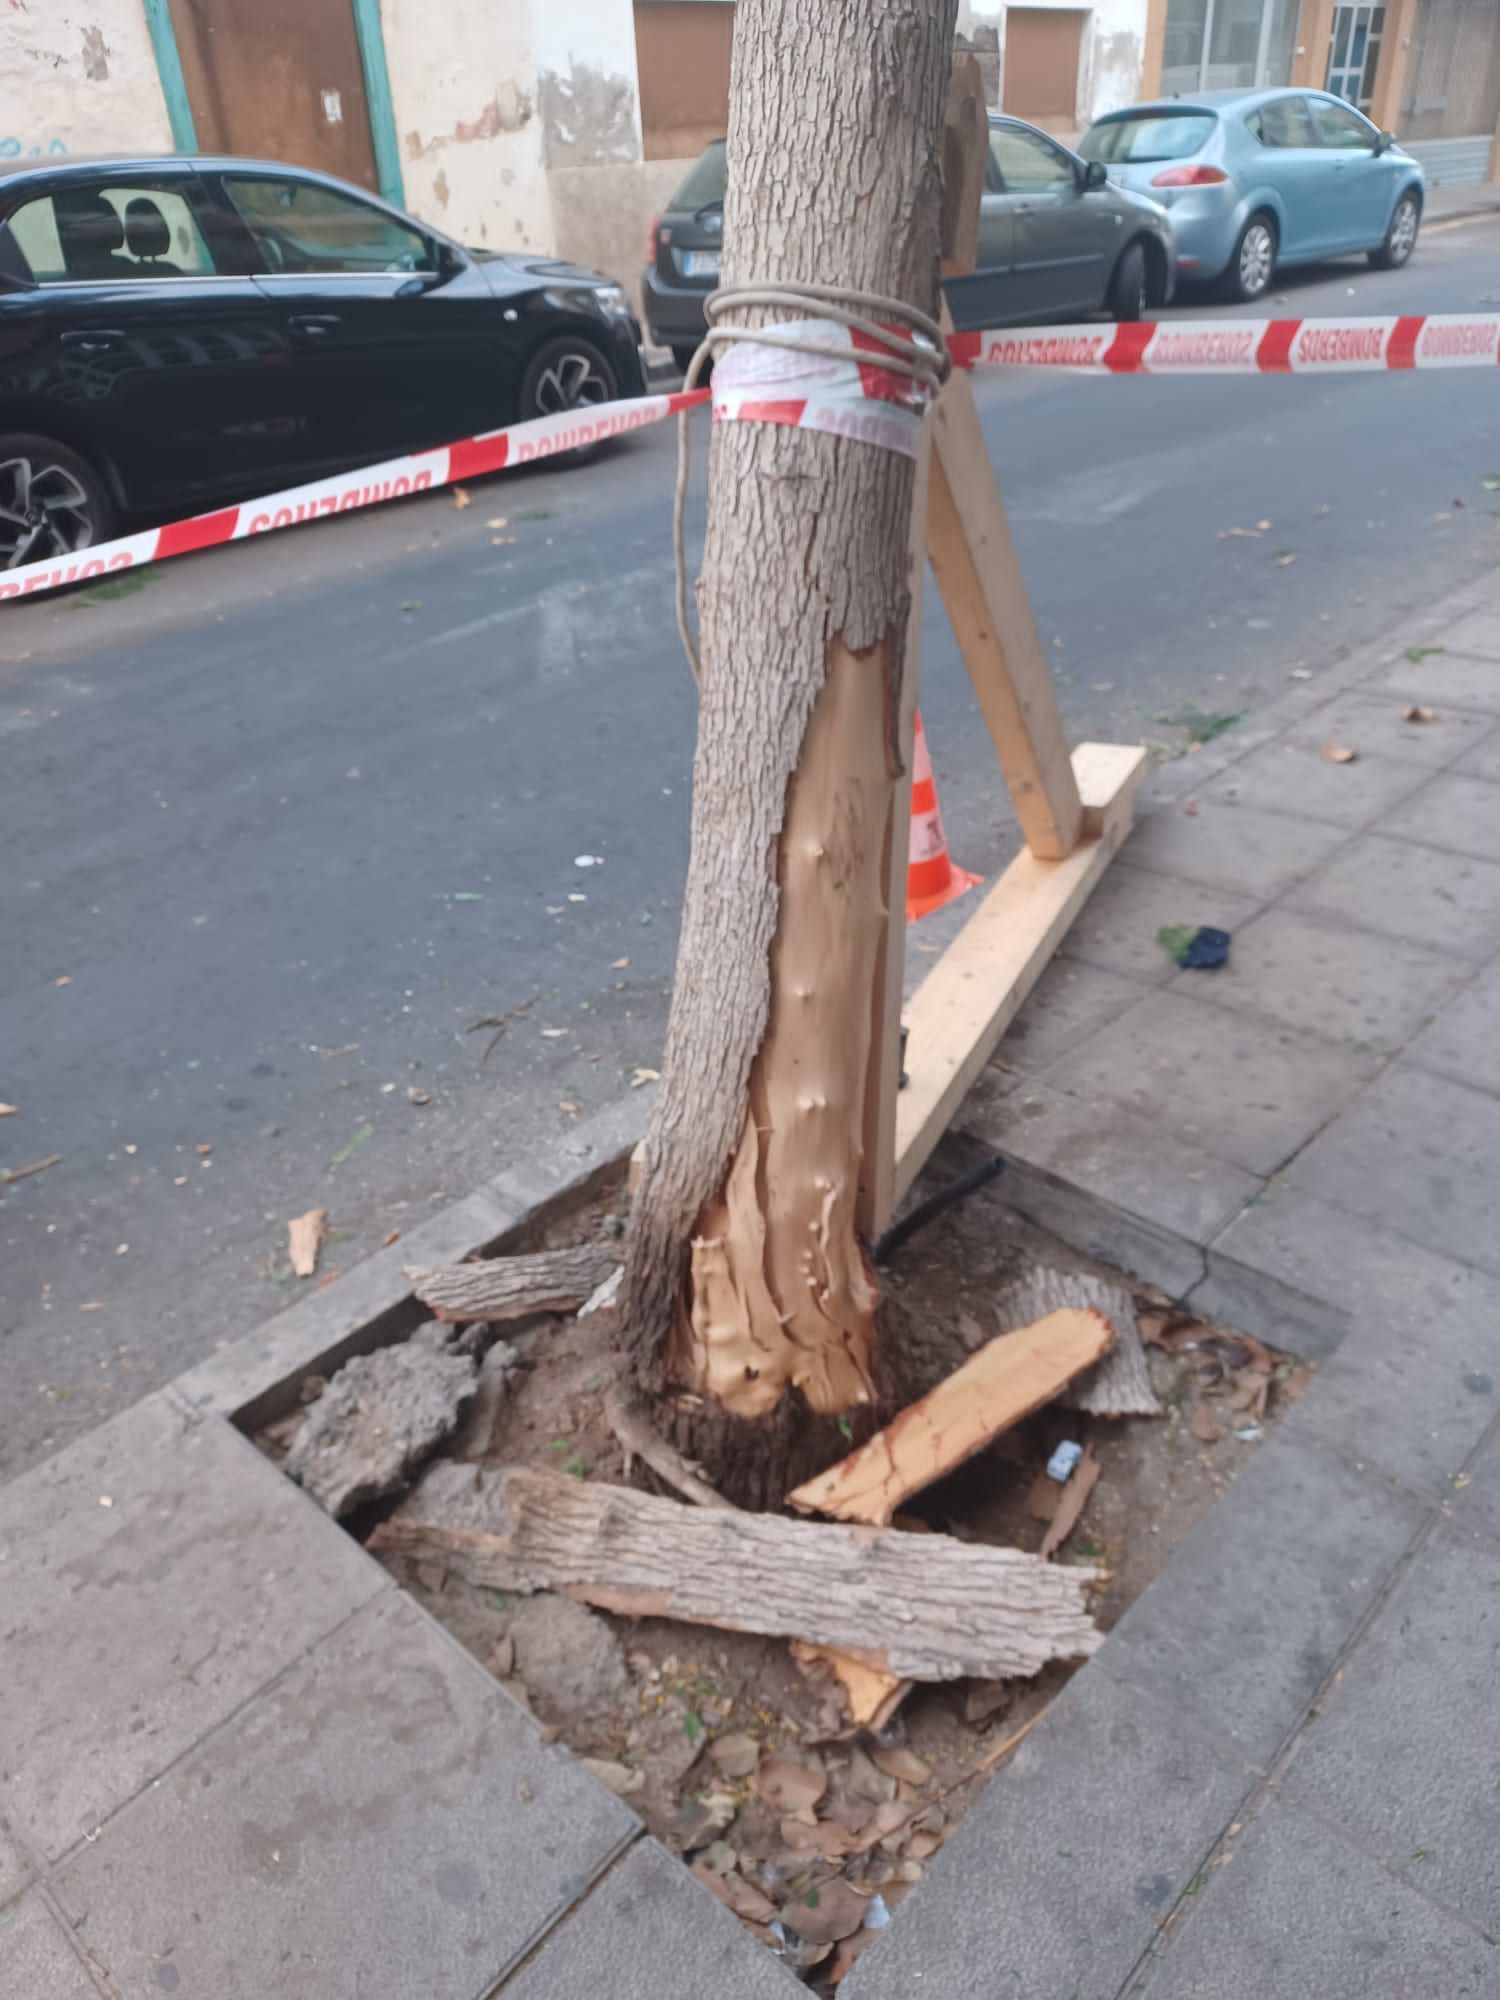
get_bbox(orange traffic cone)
[906,711,981,922]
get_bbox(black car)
[643,117,1176,370]
[0,155,647,566]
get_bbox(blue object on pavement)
[1047,1440,1084,1483]
[1181,926,1232,969]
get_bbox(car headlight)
[591,284,632,319]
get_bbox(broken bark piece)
[405,1242,619,1323]
[372,1463,1100,1682]
[787,1309,1114,1526]
[791,1641,909,1730]
[993,1267,1162,1419]
[1038,1444,1100,1560]
[287,1207,326,1278]
[285,1323,476,1517]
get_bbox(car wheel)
[518,334,619,464]
[1106,241,1149,323]
[1370,192,1420,269]
[0,434,114,570]
[1220,214,1277,303]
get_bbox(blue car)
[1079,87,1425,303]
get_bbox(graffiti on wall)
[0,139,70,159]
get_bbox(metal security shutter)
[1403,135,1493,186]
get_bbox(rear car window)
[669,142,727,211]
[1080,113,1217,163]
[7,183,216,283]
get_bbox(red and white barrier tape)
[1,387,708,603]
[950,312,1500,375]
[710,319,932,458]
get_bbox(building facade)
[2,0,1495,312]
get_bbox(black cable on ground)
[871,1153,1006,1267]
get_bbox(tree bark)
[405,1244,619,1324]
[622,0,960,1505]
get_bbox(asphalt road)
[4,214,1500,1476]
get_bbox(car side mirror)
[1082,160,1109,191]
[1372,130,1395,155]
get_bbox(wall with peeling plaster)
[0,0,172,158]
[956,0,1150,131]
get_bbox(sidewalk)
[5,569,1500,1997]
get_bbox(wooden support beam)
[928,380,1084,862]
[891,741,1146,1208]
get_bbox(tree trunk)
[622,0,959,1506]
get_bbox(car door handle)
[59,329,124,355]
[288,314,342,341]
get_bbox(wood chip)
[787,1308,1115,1525]
[780,1876,870,1945]
[0,1102,18,1117]
[1400,704,1437,723]
[1322,742,1358,764]
[1038,1444,1100,1560]
[287,1208,327,1278]
[376,1463,1101,1683]
[405,1243,619,1323]
[790,1641,909,1729]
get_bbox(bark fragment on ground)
[285,1322,477,1517]
[405,1243,619,1324]
[786,1308,1114,1526]
[995,1266,1162,1418]
[371,1463,1100,1682]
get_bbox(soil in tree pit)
[258,1161,1308,1988]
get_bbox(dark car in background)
[642,114,1176,371]
[0,155,647,567]
[1079,88,1425,301]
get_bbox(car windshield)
[1080,112,1217,164]
[670,142,726,212]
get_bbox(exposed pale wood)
[1039,1444,1100,1560]
[994,1266,1162,1418]
[791,1641,910,1729]
[405,1243,619,1324]
[374,1463,1100,1683]
[892,741,1147,1207]
[287,1208,326,1279]
[786,1308,1114,1525]
[928,375,1084,861]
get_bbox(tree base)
[662,1392,870,1515]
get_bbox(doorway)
[1326,2,1387,111]
[1002,9,1087,128]
[166,0,380,191]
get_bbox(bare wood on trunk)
[994,1267,1162,1419]
[374,1464,1100,1682]
[405,1243,619,1324]
[786,1308,1114,1525]
[620,0,961,1505]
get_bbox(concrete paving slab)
[1115,800,1346,900]
[0,1820,32,1908]
[503,1840,804,1999]
[1140,1796,1498,2000]
[1453,724,1500,784]
[1058,863,1262,984]
[55,1591,636,2000]
[1284,1063,1500,1278]
[842,1670,1254,2000]
[1284,830,1500,959]
[991,956,1156,1077]
[1385,769,1500,863]
[1197,1184,1500,1365]
[1169,904,1465,1053]
[1287,689,1491,766]
[1455,1425,1500,1547]
[1407,957,1500,1098]
[0,1395,386,1861]
[0,1890,104,1997]
[1375,650,1500,713]
[1197,736,1431,829]
[1435,608,1500,661]
[1099,1432,1427,1771]
[1280,1526,1500,1929]
[1043,989,1378,1178]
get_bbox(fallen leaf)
[870,1745,931,1787]
[1400,705,1437,724]
[581,1757,644,1797]
[1039,1445,1100,1560]
[1322,743,1358,764]
[288,1208,326,1278]
[55,975,71,988]
[0,1103,17,1117]
[1191,1403,1222,1444]
[452,486,471,509]
[717,1871,778,1925]
[906,1827,946,1861]
[195,1142,213,1157]
[780,1876,871,1945]
[708,1732,760,1780]
[844,1744,897,1805]
[779,1815,866,1859]
[382,1227,402,1247]
[757,1752,827,1816]
[610,957,629,970]
[670,1791,737,1851]
[558,1099,580,1116]
[631,1066,661,1088]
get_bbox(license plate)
[681,249,721,279]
